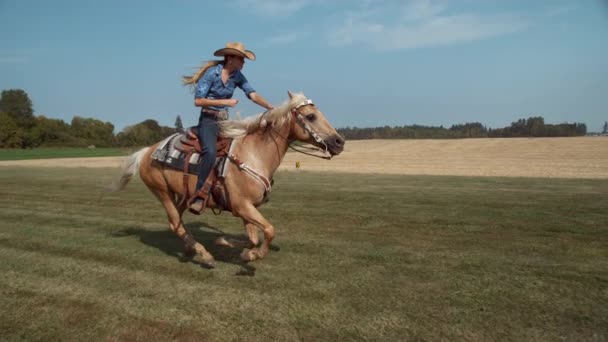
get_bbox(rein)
[288,143,332,160]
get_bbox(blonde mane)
[219,92,308,138]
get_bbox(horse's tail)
[109,147,149,192]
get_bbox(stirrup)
[187,185,211,215]
[188,197,205,215]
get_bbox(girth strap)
[178,150,193,207]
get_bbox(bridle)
[228,98,333,196]
[288,99,333,160]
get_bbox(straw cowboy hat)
[213,42,256,61]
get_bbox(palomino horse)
[113,91,344,267]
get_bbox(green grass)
[0,147,132,160]
[0,167,607,341]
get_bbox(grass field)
[0,147,131,161]
[0,167,607,341]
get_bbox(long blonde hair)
[182,60,222,86]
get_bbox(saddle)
[178,127,232,157]
[151,127,234,214]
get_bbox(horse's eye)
[306,114,316,122]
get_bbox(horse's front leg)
[235,204,274,262]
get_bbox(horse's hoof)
[240,248,258,262]
[199,252,216,269]
[215,236,232,247]
[201,258,216,269]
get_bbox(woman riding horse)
[182,42,274,214]
[114,91,344,268]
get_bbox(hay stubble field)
[2,137,607,179]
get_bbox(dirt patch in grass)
[1,137,606,178]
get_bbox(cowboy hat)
[213,42,256,61]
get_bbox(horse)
[112,91,345,268]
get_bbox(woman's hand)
[250,92,273,110]
[224,99,239,107]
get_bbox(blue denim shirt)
[195,63,256,112]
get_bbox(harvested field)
[1,137,606,179]
[280,137,608,178]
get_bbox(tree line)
[337,117,588,140]
[0,89,596,148]
[0,89,182,148]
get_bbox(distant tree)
[527,116,545,137]
[603,121,608,134]
[0,89,35,128]
[175,115,184,133]
[450,122,486,138]
[70,116,115,147]
[116,119,176,147]
[508,118,528,137]
[140,119,157,131]
[116,124,155,147]
[35,115,76,146]
[0,112,22,147]
[141,119,176,138]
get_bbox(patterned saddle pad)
[150,133,235,177]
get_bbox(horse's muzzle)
[325,134,345,156]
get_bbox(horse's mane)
[219,92,307,138]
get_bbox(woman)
[182,42,274,214]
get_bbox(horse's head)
[287,91,345,156]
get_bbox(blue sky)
[1,0,607,132]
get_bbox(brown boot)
[188,197,206,215]
[188,182,212,215]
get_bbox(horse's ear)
[287,90,294,99]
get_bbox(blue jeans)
[196,116,218,193]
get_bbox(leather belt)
[202,108,229,121]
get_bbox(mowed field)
[1,137,607,341]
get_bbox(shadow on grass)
[111,222,279,276]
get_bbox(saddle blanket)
[150,133,235,177]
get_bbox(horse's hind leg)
[244,221,260,246]
[215,220,259,249]
[155,190,216,268]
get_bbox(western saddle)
[175,127,232,215]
